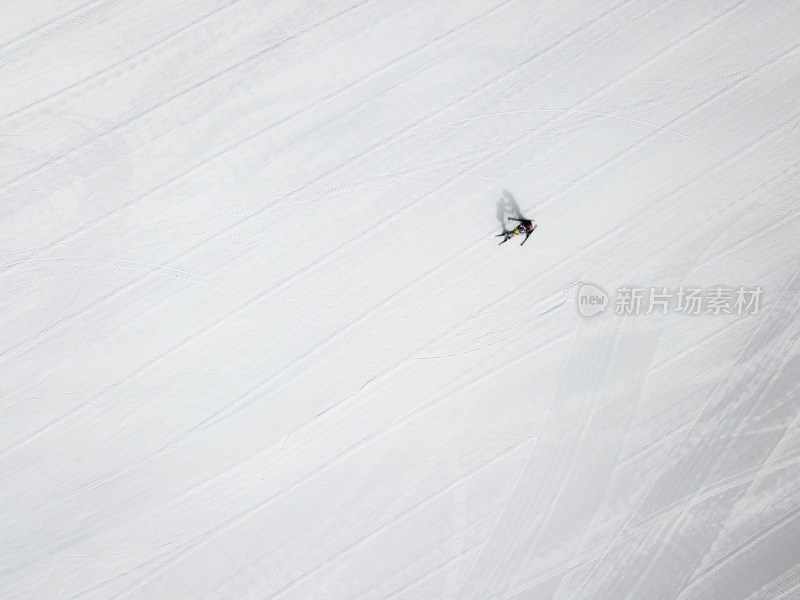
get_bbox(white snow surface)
[2,1,800,598]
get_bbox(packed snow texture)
[2,1,800,598]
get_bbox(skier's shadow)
[496,189,526,232]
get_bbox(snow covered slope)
[2,1,799,598]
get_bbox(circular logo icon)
[576,282,609,318]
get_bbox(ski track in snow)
[1,1,799,599]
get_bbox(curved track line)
[490,447,800,599]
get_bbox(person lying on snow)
[497,217,536,245]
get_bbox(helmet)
[514,227,520,235]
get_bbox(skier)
[497,217,536,245]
